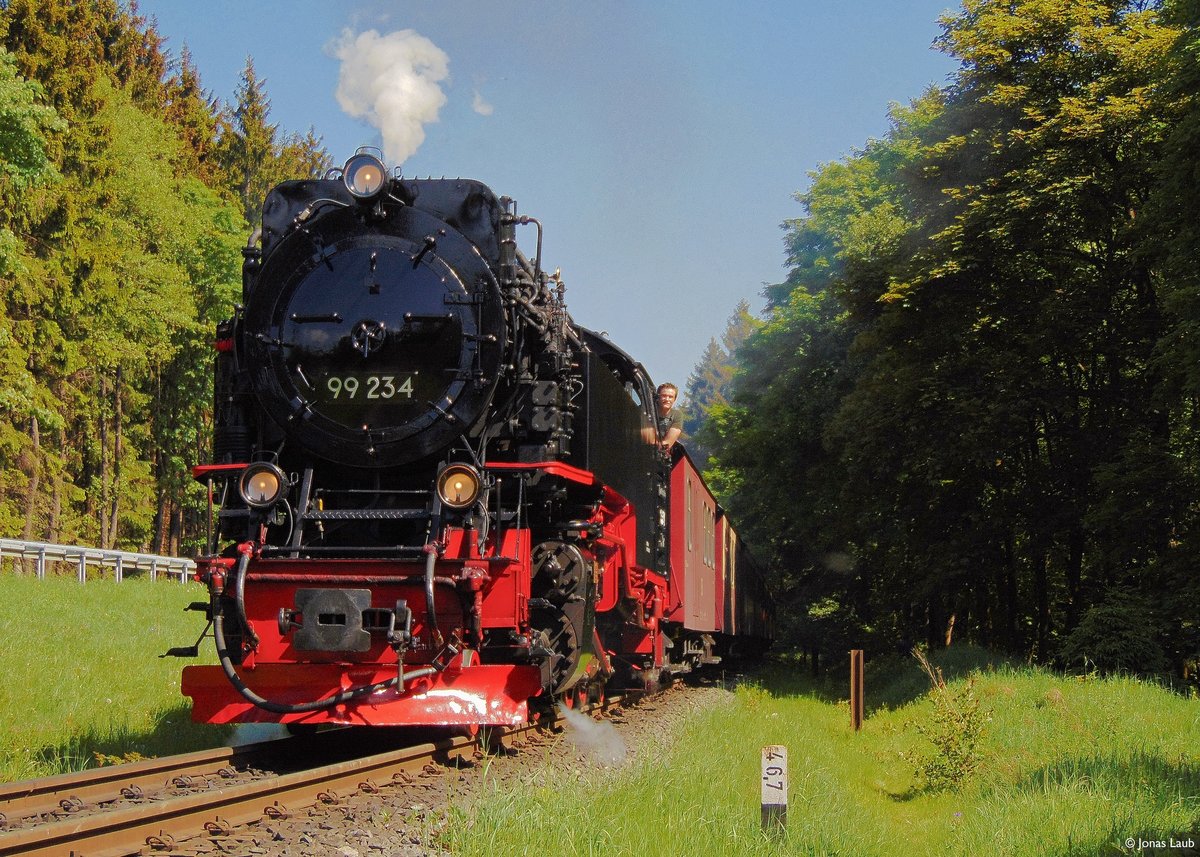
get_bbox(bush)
[1058,590,1169,676]
[902,648,989,792]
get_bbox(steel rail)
[0,738,287,824]
[0,693,627,857]
[0,736,470,857]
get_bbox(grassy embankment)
[441,648,1200,857]
[0,573,227,781]
[2,575,1197,855]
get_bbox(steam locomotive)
[177,150,773,728]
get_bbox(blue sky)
[140,0,959,392]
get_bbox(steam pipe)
[514,215,543,280]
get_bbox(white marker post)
[761,744,788,832]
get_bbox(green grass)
[441,648,1200,857]
[0,573,228,781]
[3,577,1196,855]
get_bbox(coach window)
[705,505,711,568]
[686,478,693,553]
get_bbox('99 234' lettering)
[325,374,415,399]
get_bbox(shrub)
[1059,590,1169,676]
[902,648,989,792]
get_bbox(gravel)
[172,679,736,856]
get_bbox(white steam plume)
[557,704,627,766]
[333,28,449,165]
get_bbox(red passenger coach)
[661,447,774,669]
[171,150,773,730]
[667,448,721,632]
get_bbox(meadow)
[441,648,1200,857]
[0,572,227,781]
[2,575,1197,856]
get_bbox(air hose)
[216,553,437,715]
[423,543,441,646]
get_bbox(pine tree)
[162,45,220,185]
[0,0,243,552]
[211,59,331,224]
[213,57,277,224]
[0,46,63,542]
[278,126,332,180]
[682,300,758,463]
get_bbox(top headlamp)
[343,152,388,200]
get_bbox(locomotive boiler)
[177,150,772,729]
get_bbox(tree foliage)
[0,0,327,556]
[213,58,330,224]
[704,0,1200,677]
[681,299,758,463]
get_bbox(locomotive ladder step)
[302,509,430,521]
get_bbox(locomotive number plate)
[323,373,417,400]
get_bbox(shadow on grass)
[745,645,1021,713]
[1013,751,1200,855]
[1014,748,1200,804]
[29,702,230,776]
[880,745,1200,814]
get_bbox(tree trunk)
[151,366,165,553]
[152,487,166,554]
[108,367,123,547]
[45,428,64,543]
[21,414,40,542]
[926,591,946,649]
[99,375,110,549]
[1034,539,1050,661]
[169,503,183,556]
[1065,522,1084,630]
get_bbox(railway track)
[0,693,627,857]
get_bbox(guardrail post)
[114,554,123,583]
[150,558,158,582]
[77,552,86,583]
[36,547,46,580]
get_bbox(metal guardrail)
[0,538,194,583]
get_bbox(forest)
[0,0,1196,678]
[0,0,329,557]
[686,0,1200,678]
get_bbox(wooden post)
[850,649,864,731]
[760,744,787,831]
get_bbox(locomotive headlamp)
[343,152,388,200]
[436,464,482,510]
[238,463,288,509]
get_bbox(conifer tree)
[0,0,242,551]
[213,57,277,224]
[682,300,758,463]
[162,45,220,185]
